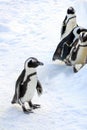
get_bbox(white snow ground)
[0,0,87,130]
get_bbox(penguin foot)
[11,94,17,104]
[64,59,72,66]
[23,109,33,114]
[11,100,16,104]
[73,66,78,73]
[29,101,40,109]
[32,104,40,109]
[22,106,33,114]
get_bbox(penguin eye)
[29,60,32,63]
[27,60,32,67]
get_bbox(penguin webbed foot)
[22,106,33,114]
[73,64,85,73]
[32,104,40,109]
[29,101,40,109]
[11,94,17,104]
[73,66,78,73]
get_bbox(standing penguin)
[61,7,77,40]
[53,26,87,62]
[11,57,44,113]
[66,32,87,72]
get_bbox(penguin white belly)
[66,22,75,35]
[21,75,37,102]
[61,20,76,40]
[72,47,87,65]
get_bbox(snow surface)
[0,0,87,130]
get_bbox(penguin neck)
[25,67,36,76]
[66,14,76,24]
[79,41,87,47]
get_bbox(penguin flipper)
[61,16,67,36]
[11,69,25,104]
[36,80,43,96]
[11,94,17,104]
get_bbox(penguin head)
[67,7,75,15]
[24,57,44,69]
[79,32,87,43]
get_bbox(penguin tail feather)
[11,100,16,104]
[11,95,17,104]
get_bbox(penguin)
[66,32,87,72]
[11,57,44,113]
[52,26,87,63]
[61,7,77,40]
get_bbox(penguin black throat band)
[65,16,76,26]
[29,72,37,78]
[22,72,37,84]
[79,44,87,47]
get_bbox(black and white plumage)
[52,26,87,62]
[61,7,77,40]
[11,57,44,113]
[66,32,87,72]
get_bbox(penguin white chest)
[74,47,87,64]
[21,75,37,102]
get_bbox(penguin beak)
[38,61,44,66]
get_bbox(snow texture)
[0,0,87,130]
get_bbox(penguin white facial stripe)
[24,57,38,69]
[84,33,87,37]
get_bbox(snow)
[0,0,87,130]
